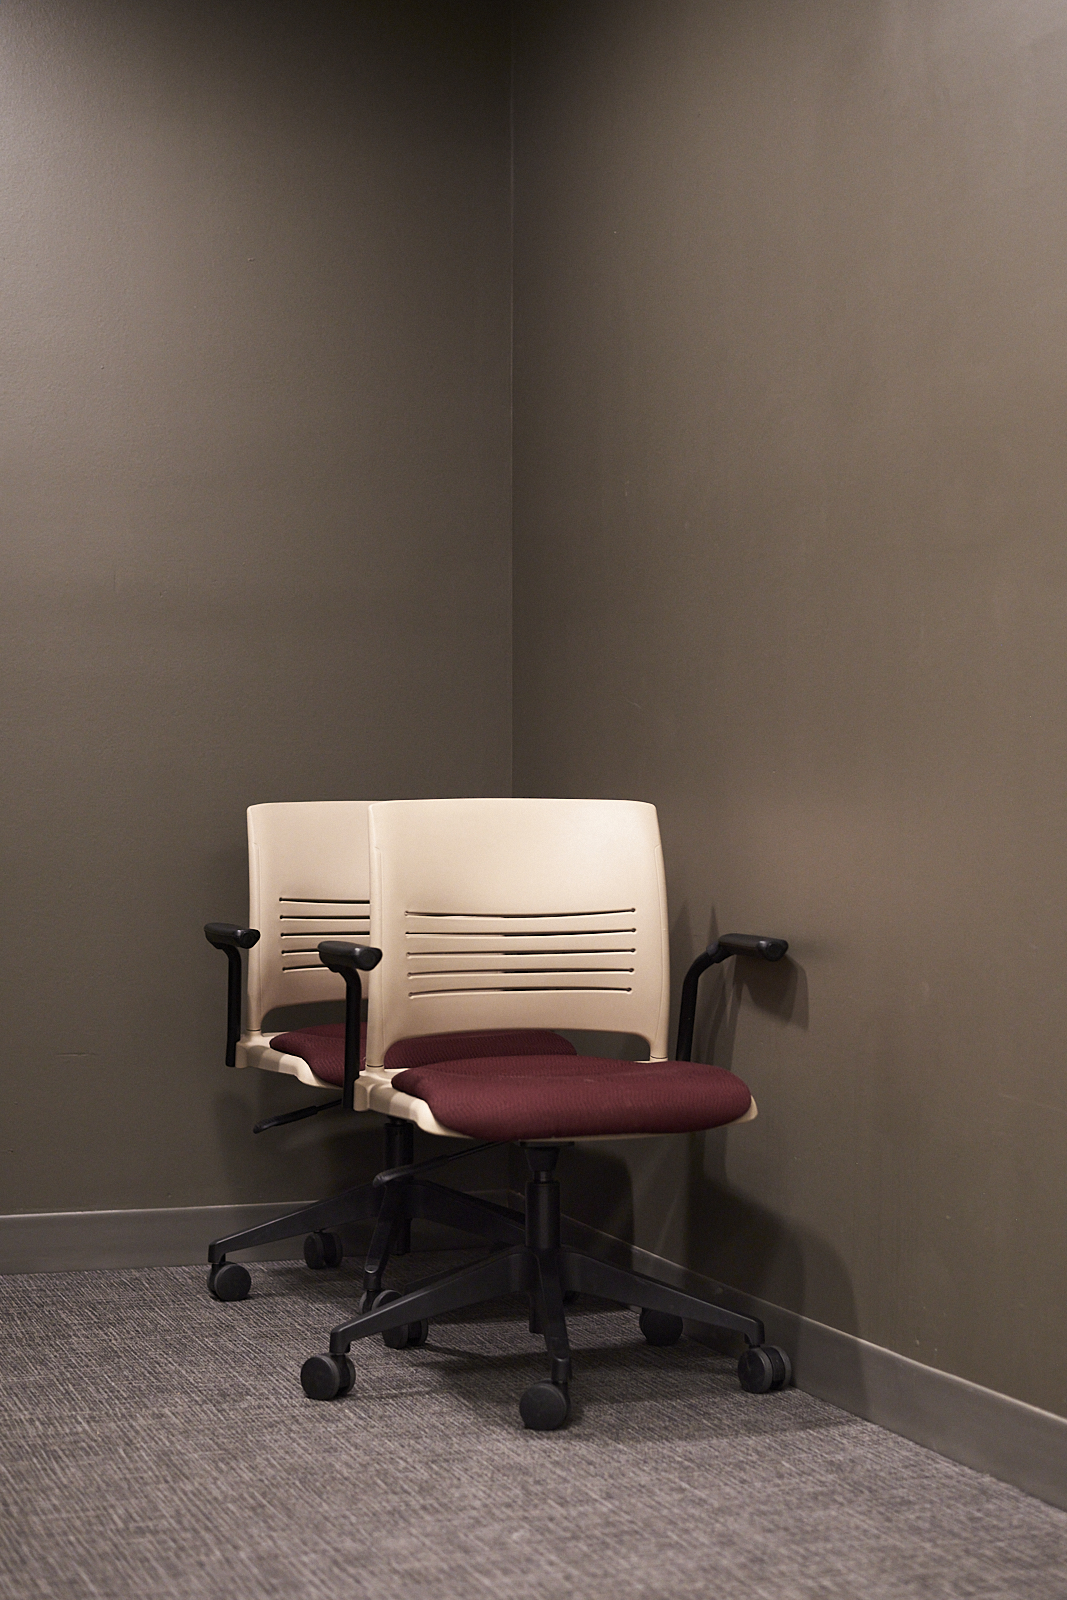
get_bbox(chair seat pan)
[390,1054,753,1142]
[267,1022,367,1087]
[266,1025,573,1090]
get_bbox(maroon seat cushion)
[268,1021,367,1087]
[384,1029,577,1072]
[390,1054,752,1142]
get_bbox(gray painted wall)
[512,0,1067,1418]
[0,0,513,1212]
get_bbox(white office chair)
[299,797,791,1430]
[203,801,559,1301]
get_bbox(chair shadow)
[211,1052,512,1251]
[553,896,865,1415]
[239,1239,864,1437]
[247,1259,855,1440]
[380,1305,854,1440]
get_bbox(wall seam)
[508,0,516,798]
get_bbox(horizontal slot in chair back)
[367,798,670,1064]
[246,801,372,1031]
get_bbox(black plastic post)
[525,1161,561,1252]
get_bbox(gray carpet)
[0,1253,1065,1600]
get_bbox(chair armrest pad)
[318,941,382,973]
[710,934,788,962]
[205,922,260,951]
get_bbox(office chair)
[203,801,568,1302]
[299,797,791,1431]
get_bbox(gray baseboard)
[0,1195,511,1274]
[539,1199,1067,1514]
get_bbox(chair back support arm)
[675,933,789,1061]
[317,941,382,1110]
[204,923,261,1067]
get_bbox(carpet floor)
[0,1252,1064,1599]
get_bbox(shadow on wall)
[683,1127,855,1326]
[561,1124,866,1404]
[209,991,385,1199]
[558,1140,638,1248]
[683,1126,867,1410]
[213,1061,512,1210]
[212,1077,386,1198]
[564,1127,858,1339]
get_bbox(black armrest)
[317,941,383,1111]
[204,922,260,951]
[317,941,382,973]
[675,932,789,1061]
[204,923,261,1068]
[712,933,788,963]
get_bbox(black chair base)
[206,1117,527,1302]
[300,1144,792,1430]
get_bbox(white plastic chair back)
[246,801,372,1031]
[366,798,670,1066]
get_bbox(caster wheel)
[562,1290,579,1305]
[208,1262,251,1302]
[304,1230,344,1270]
[639,1308,684,1346]
[519,1381,571,1431]
[738,1344,792,1393]
[371,1289,429,1350]
[300,1352,355,1401]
